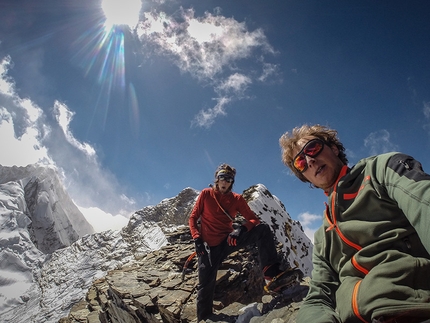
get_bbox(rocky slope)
[59,184,313,323]
[60,226,311,323]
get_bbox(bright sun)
[101,0,142,30]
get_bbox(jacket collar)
[324,165,349,196]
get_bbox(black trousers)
[196,223,279,321]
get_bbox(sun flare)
[101,0,142,30]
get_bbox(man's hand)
[194,238,206,256]
[227,225,247,246]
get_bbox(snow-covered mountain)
[0,164,313,323]
[0,164,94,317]
[244,185,313,274]
[0,164,94,252]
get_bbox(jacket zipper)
[352,281,368,323]
[324,165,369,322]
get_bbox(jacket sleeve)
[297,228,342,323]
[381,153,430,253]
[189,191,205,240]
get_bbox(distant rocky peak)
[127,187,199,230]
[0,164,94,254]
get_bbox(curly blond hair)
[279,124,348,182]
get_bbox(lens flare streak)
[71,22,129,128]
[72,23,126,89]
[70,0,143,131]
[98,28,125,90]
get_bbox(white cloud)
[53,101,96,157]
[298,212,321,227]
[0,109,52,166]
[192,73,252,128]
[187,16,224,44]
[216,73,252,94]
[258,62,280,82]
[0,56,14,96]
[0,57,52,167]
[77,205,129,232]
[138,9,273,80]
[192,96,230,128]
[0,56,138,226]
[364,129,399,156]
[137,8,276,128]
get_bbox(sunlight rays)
[70,0,142,131]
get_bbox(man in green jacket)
[279,124,430,323]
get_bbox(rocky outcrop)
[129,187,199,229]
[60,227,310,323]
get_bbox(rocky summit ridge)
[61,226,311,323]
[0,164,313,323]
[59,185,313,323]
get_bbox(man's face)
[217,178,232,194]
[293,136,344,191]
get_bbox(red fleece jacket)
[189,188,260,247]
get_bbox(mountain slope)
[0,164,95,320]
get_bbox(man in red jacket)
[189,163,302,321]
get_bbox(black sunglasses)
[218,175,234,183]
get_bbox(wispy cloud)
[136,7,277,127]
[423,101,430,135]
[216,73,252,95]
[364,129,399,156]
[53,101,96,158]
[0,57,52,166]
[258,62,280,82]
[0,57,140,232]
[0,107,51,166]
[192,96,231,128]
[192,73,252,128]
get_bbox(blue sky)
[1,0,430,237]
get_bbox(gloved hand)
[227,225,247,246]
[194,238,206,256]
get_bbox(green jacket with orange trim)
[297,152,430,323]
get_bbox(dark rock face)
[60,227,309,323]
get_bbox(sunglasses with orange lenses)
[293,139,325,173]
